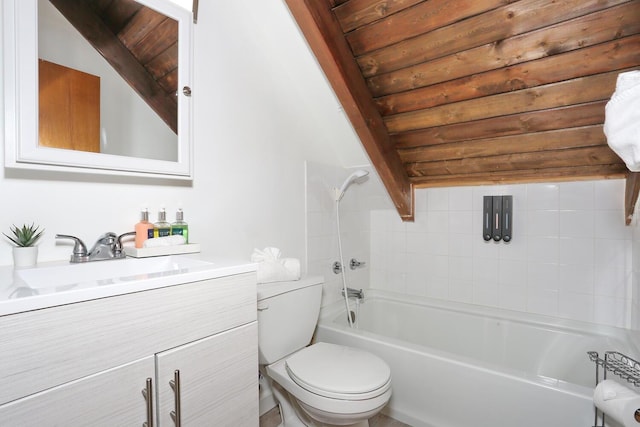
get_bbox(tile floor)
[259,406,410,427]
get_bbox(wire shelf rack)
[587,351,640,387]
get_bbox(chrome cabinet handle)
[142,377,154,427]
[169,370,181,427]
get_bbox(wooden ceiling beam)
[283,0,414,220]
[393,102,607,149]
[49,0,177,133]
[407,146,621,177]
[625,172,640,225]
[411,164,628,188]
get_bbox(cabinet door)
[156,322,258,427]
[0,356,155,427]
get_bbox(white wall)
[0,0,365,267]
[306,166,640,331]
[370,180,636,329]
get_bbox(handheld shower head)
[335,169,369,201]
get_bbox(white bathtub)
[315,290,639,427]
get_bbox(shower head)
[335,169,369,201]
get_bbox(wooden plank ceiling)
[285,0,640,222]
[49,0,178,133]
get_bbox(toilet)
[257,276,392,427]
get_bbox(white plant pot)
[13,246,38,269]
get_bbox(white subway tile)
[426,276,449,299]
[559,238,594,265]
[526,288,559,317]
[498,234,528,261]
[427,188,449,211]
[449,211,473,234]
[427,211,450,233]
[449,256,474,281]
[426,255,449,278]
[473,237,501,259]
[595,210,631,240]
[593,296,628,328]
[425,232,449,255]
[594,265,630,298]
[558,291,594,322]
[559,210,594,238]
[527,210,559,237]
[559,264,594,294]
[498,285,527,311]
[414,189,428,213]
[473,257,499,282]
[449,279,473,303]
[473,283,499,307]
[527,262,559,291]
[558,181,595,210]
[527,236,559,264]
[594,179,625,210]
[527,183,559,210]
[498,259,528,287]
[406,272,427,297]
[449,233,473,257]
[449,187,473,211]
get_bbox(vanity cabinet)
[0,272,258,426]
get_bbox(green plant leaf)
[3,223,44,247]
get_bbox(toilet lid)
[285,342,391,398]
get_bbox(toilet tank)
[257,276,323,365]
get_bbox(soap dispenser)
[153,208,171,238]
[171,208,189,243]
[135,208,154,248]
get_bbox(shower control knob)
[349,259,366,270]
[332,261,342,274]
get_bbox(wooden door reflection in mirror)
[39,59,100,153]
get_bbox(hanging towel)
[251,247,301,283]
[604,70,640,171]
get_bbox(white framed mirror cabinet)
[3,0,193,179]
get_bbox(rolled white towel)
[604,71,640,171]
[593,379,640,427]
[251,247,301,283]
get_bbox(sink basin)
[16,256,213,289]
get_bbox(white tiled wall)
[370,180,635,328]
[306,163,638,329]
[305,162,378,307]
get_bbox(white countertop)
[0,254,257,316]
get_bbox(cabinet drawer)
[0,356,155,426]
[0,272,256,404]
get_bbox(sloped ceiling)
[284,0,640,222]
[49,0,178,133]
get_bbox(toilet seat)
[285,342,391,400]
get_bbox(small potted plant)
[4,223,44,268]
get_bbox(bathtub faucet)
[342,287,364,300]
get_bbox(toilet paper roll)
[594,380,640,427]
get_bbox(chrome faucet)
[341,287,364,300]
[56,232,132,263]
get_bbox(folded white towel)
[604,71,640,171]
[251,247,301,283]
[143,235,186,248]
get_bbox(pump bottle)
[135,209,154,248]
[171,208,189,243]
[153,208,171,238]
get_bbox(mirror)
[3,0,193,179]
